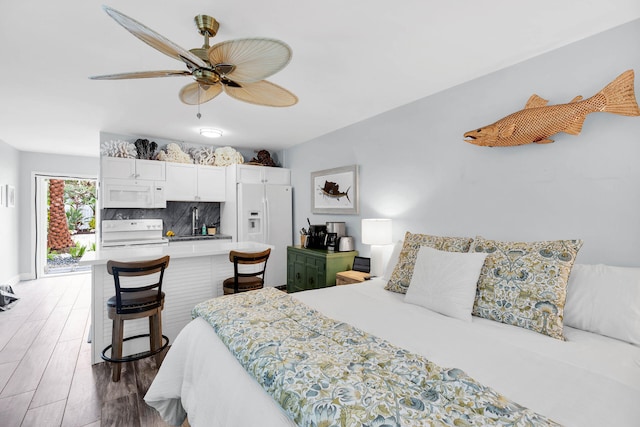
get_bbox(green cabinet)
[287,246,358,293]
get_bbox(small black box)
[352,256,370,273]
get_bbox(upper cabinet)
[197,165,226,201]
[164,163,196,201]
[101,157,165,181]
[236,164,290,185]
[165,163,225,202]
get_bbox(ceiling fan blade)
[90,70,192,80]
[208,38,292,83]
[179,82,223,105]
[102,6,208,70]
[223,80,298,107]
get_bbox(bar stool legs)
[111,317,124,382]
[104,308,168,382]
[149,308,163,366]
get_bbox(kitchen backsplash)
[101,201,221,236]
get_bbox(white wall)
[285,19,640,266]
[0,140,20,285]
[18,152,99,279]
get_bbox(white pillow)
[382,240,403,282]
[404,246,487,322]
[564,263,640,345]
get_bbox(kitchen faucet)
[192,206,199,236]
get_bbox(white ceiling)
[1,1,639,158]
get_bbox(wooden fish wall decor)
[464,70,640,147]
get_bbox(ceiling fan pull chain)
[197,85,202,119]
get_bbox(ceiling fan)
[90,6,297,108]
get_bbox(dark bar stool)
[101,255,170,382]
[223,249,271,295]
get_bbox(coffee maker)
[325,232,338,250]
[305,224,327,249]
[325,222,346,251]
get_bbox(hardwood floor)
[0,273,178,427]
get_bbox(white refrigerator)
[237,183,292,286]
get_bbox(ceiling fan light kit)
[90,6,297,108]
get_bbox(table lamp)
[361,218,392,277]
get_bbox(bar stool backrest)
[106,255,170,315]
[228,248,271,293]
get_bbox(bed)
[145,234,640,426]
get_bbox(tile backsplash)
[101,201,221,237]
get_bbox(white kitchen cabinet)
[165,163,225,202]
[101,157,165,181]
[165,163,196,201]
[236,164,290,185]
[197,165,226,201]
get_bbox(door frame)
[33,172,97,278]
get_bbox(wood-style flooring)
[0,273,180,427]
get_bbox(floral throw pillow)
[470,236,583,340]
[385,231,473,294]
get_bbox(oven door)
[101,178,161,208]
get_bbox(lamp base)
[370,245,385,277]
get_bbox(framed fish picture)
[311,165,359,214]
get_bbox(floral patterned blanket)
[192,288,560,427]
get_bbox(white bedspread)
[145,279,640,426]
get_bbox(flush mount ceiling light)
[200,128,223,138]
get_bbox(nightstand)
[336,270,370,285]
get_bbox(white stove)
[101,219,169,247]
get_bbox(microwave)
[101,178,166,208]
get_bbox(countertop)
[167,234,231,242]
[79,240,271,265]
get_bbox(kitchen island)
[80,240,271,364]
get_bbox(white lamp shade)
[361,219,392,245]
